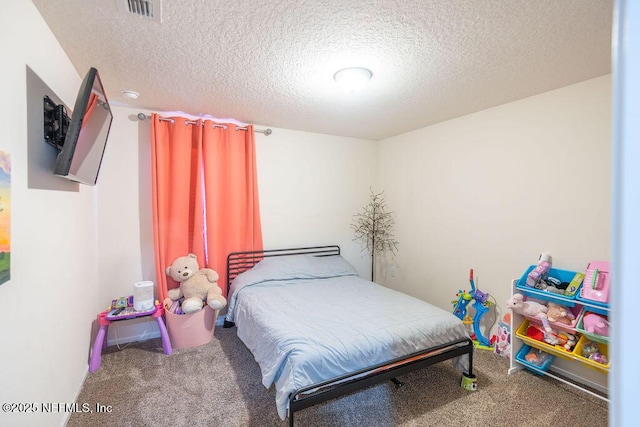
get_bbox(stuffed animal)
[533,279,565,294]
[546,302,575,326]
[166,254,227,314]
[544,329,577,351]
[582,312,610,337]
[506,293,551,331]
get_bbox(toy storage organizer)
[508,266,610,400]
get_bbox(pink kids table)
[89,302,172,373]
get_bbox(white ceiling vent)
[116,0,162,23]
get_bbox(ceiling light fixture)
[333,67,373,93]
[121,90,140,100]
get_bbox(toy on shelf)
[581,341,599,358]
[581,340,608,364]
[520,253,584,298]
[546,329,577,351]
[580,261,611,304]
[452,269,495,349]
[526,253,552,287]
[506,293,551,331]
[589,352,608,364]
[563,272,585,297]
[524,347,552,367]
[525,322,577,351]
[582,312,610,336]
[546,302,576,326]
[516,344,556,374]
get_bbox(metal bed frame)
[224,245,474,426]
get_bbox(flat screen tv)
[45,67,113,186]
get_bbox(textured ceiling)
[32,0,613,140]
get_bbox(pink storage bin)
[164,305,218,349]
[523,297,582,334]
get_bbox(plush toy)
[546,302,575,326]
[544,329,577,351]
[506,293,551,331]
[533,279,565,294]
[524,318,577,351]
[582,312,610,337]
[166,254,227,314]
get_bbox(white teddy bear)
[166,253,226,314]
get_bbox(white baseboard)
[63,365,89,426]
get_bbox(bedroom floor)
[69,327,608,426]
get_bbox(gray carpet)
[68,327,608,426]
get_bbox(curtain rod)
[136,113,272,136]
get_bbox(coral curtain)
[82,93,98,126]
[151,115,263,302]
[201,123,263,297]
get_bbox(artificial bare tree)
[351,188,399,281]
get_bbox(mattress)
[225,254,470,420]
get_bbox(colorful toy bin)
[516,345,555,375]
[164,301,218,349]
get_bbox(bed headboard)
[226,245,341,292]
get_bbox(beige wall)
[94,107,157,343]
[377,75,611,327]
[254,127,377,276]
[0,1,100,426]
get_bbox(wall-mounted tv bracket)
[43,95,69,152]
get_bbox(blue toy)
[452,269,494,348]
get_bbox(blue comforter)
[226,255,470,420]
